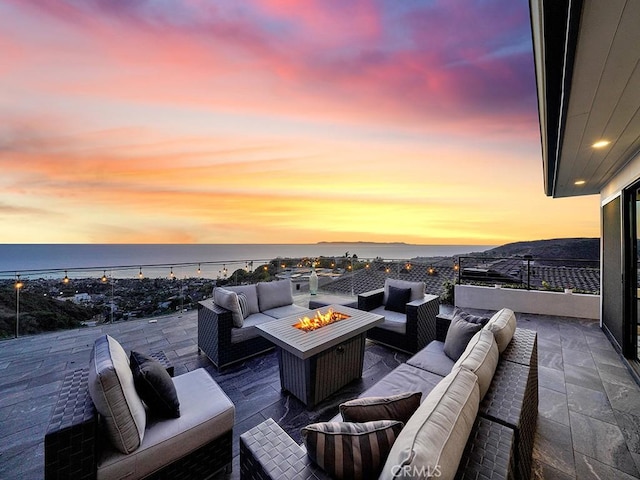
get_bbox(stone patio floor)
[2,301,640,479]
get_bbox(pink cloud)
[1,0,538,140]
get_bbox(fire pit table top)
[256,305,384,360]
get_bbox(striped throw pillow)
[301,420,403,479]
[237,292,250,320]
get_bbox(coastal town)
[0,246,601,339]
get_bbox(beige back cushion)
[214,287,243,327]
[383,278,426,304]
[379,367,479,480]
[88,335,146,454]
[226,284,259,314]
[256,280,294,311]
[453,329,499,399]
[484,308,517,353]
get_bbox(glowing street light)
[15,274,23,338]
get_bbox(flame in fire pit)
[294,308,350,332]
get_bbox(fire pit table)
[256,305,383,408]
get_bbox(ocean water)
[0,244,493,279]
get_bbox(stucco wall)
[455,285,600,319]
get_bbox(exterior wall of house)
[599,150,640,355]
[454,285,600,319]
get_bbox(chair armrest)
[480,360,537,480]
[240,418,330,480]
[503,328,537,369]
[358,288,384,311]
[456,417,515,480]
[45,369,98,480]
[198,299,234,365]
[406,294,440,351]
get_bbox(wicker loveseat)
[357,278,440,353]
[198,279,310,369]
[240,308,537,480]
[45,335,235,480]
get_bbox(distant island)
[316,241,412,245]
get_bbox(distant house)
[72,293,91,304]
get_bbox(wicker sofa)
[198,279,310,369]
[45,336,235,480]
[357,278,440,353]
[240,308,537,480]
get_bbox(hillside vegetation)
[482,238,599,261]
[0,290,96,339]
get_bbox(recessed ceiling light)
[574,180,586,185]
[592,140,610,148]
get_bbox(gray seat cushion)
[329,364,442,422]
[263,304,310,319]
[231,313,276,343]
[357,363,442,403]
[98,368,235,480]
[406,340,455,377]
[370,306,406,334]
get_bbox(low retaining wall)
[455,285,600,319]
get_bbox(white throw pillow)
[87,335,146,454]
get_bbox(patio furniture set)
[44,278,537,480]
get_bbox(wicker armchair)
[358,287,440,353]
[44,352,233,480]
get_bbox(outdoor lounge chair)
[357,278,440,353]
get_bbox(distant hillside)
[482,238,599,261]
[0,290,97,339]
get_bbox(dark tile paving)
[2,305,640,479]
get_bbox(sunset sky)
[0,0,599,245]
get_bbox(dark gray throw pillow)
[340,391,422,424]
[385,286,411,313]
[452,307,490,326]
[130,351,180,418]
[443,314,483,361]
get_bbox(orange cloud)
[0,1,598,245]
